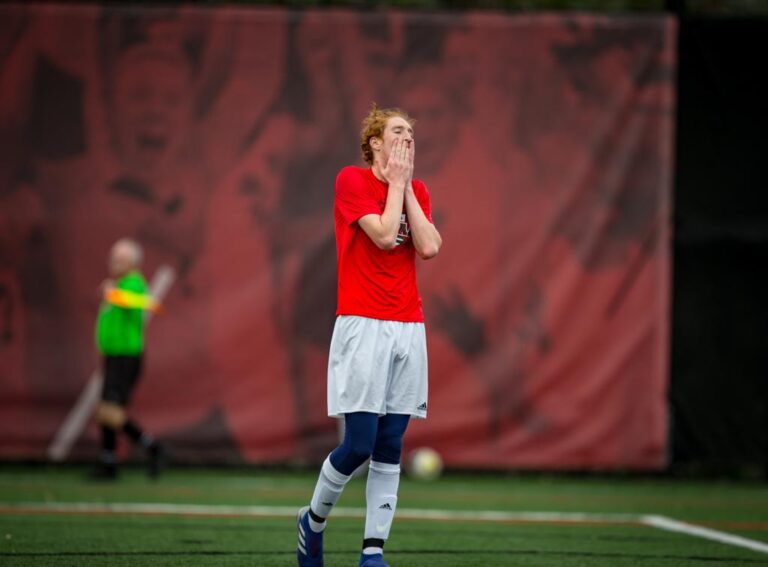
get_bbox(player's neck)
[371,162,387,184]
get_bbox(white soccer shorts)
[327,315,428,419]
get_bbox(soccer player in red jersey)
[297,105,442,567]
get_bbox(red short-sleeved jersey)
[334,166,432,322]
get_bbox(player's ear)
[370,136,382,151]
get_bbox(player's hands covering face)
[382,139,414,187]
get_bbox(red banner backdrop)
[0,4,676,469]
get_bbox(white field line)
[4,502,767,555]
[0,502,638,524]
[642,514,768,555]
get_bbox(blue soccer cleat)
[358,552,389,567]
[297,506,324,566]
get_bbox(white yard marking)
[0,502,637,524]
[643,514,768,555]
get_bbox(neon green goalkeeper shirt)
[95,270,147,356]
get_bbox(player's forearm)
[371,183,406,249]
[410,220,442,260]
[405,188,442,259]
[104,288,160,311]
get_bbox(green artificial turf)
[0,465,766,566]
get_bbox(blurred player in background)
[296,105,441,567]
[91,238,164,480]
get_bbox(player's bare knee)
[96,402,126,428]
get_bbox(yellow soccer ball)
[407,447,443,481]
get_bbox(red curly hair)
[359,103,415,165]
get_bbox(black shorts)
[101,355,143,405]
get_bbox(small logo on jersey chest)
[395,213,410,246]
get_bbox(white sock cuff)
[369,461,401,475]
[363,547,383,555]
[322,456,352,485]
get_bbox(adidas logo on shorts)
[417,402,427,411]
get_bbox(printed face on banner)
[400,77,459,177]
[112,49,193,177]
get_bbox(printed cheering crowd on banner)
[0,4,675,471]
